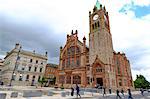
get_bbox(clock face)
[93,14,99,20]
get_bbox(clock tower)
[89,0,116,89]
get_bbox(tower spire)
[96,0,100,10]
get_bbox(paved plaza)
[0,86,150,99]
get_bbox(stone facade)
[2,43,48,86]
[57,1,133,91]
[0,59,4,81]
[44,63,58,85]
[89,4,116,90]
[114,52,134,90]
[56,31,89,88]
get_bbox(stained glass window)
[59,75,65,84]
[66,75,71,84]
[64,46,81,68]
[76,57,80,66]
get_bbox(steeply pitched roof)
[96,0,101,10]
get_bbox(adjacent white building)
[2,43,48,86]
[0,59,4,82]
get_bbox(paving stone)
[47,91,53,96]
[80,91,84,95]
[61,92,66,97]
[23,90,43,97]
[0,93,6,99]
[66,91,70,96]
[11,92,18,98]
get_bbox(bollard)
[11,92,18,98]
[61,92,66,97]
[0,93,7,99]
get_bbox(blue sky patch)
[119,3,150,18]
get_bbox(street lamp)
[9,46,21,86]
[19,73,23,81]
[90,66,93,96]
[12,73,16,80]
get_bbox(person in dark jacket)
[116,89,122,99]
[76,84,81,98]
[121,89,124,97]
[103,87,106,96]
[140,88,144,96]
[71,87,74,96]
[109,88,112,94]
[128,89,133,99]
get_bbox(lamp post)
[90,66,93,96]
[12,73,16,80]
[19,73,23,81]
[9,46,21,86]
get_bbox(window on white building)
[22,67,25,71]
[29,66,31,71]
[19,73,23,81]
[40,68,42,72]
[12,73,16,80]
[30,59,32,63]
[32,75,35,81]
[26,75,29,81]
[34,67,37,72]
[36,60,38,64]
[38,76,41,81]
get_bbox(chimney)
[15,43,20,49]
[71,30,73,35]
[45,51,48,57]
[89,11,91,16]
[75,30,78,34]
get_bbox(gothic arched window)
[92,24,94,30]
[97,21,100,27]
[73,75,81,84]
[59,75,65,84]
[66,75,71,84]
[76,47,80,54]
[64,46,81,68]
[76,57,80,66]
[62,59,65,69]
[95,22,97,29]
[67,48,70,55]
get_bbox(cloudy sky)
[0,0,150,81]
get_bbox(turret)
[60,46,63,53]
[45,51,48,57]
[83,36,86,52]
[15,43,21,49]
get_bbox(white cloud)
[104,1,150,81]
[134,0,150,6]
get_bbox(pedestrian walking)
[76,84,81,98]
[140,88,144,96]
[71,87,74,96]
[116,89,122,99]
[128,89,133,99]
[121,89,124,97]
[109,88,112,94]
[103,87,106,97]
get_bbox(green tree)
[38,77,47,87]
[134,75,150,89]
